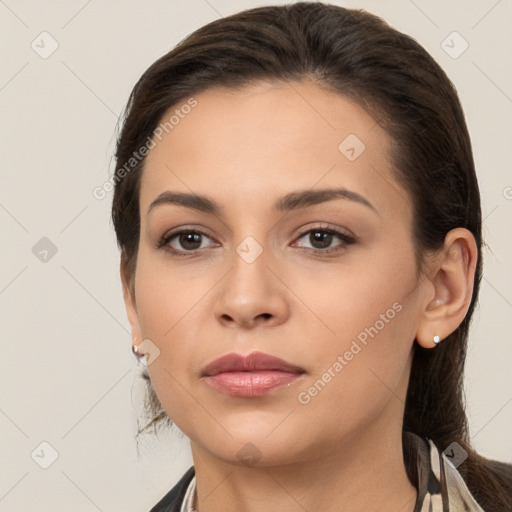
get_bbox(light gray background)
[1,0,511,510]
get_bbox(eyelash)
[156,224,356,257]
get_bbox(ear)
[120,255,142,343]
[415,228,478,349]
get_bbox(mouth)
[201,351,306,398]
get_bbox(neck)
[190,414,417,512]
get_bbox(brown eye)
[308,230,334,249]
[294,227,355,253]
[176,232,203,251]
[157,229,216,255]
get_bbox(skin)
[121,80,477,512]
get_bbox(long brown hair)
[111,2,512,508]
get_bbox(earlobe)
[415,228,478,349]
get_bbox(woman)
[111,3,512,511]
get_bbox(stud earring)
[433,335,441,344]
[132,337,144,359]
[132,338,150,377]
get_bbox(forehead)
[139,80,410,220]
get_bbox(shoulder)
[149,466,196,512]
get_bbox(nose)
[213,245,289,329]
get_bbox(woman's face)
[123,80,433,465]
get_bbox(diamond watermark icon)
[31,31,59,59]
[338,134,366,161]
[442,441,468,468]
[236,236,263,264]
[31,441,59,469]
[137,338,161,367]
[32,237,58,263]
[441,31,468,59]
[236,442,263,466]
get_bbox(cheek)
[298,245,418,348]
[133,246,212,339]
[293,250,419,412]
[133,263,203,425]
[132,250,223,408]
[293,295,416,445]
[132,255,192,376]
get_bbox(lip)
[201,351,306,397]
[202,351,305,376]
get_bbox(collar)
[179,473,196,512]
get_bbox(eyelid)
[294,222,355,241]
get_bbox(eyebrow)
[147,188,377,216]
